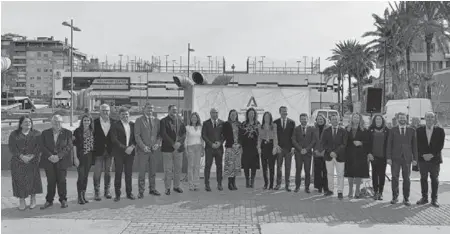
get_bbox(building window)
[30,84,35,87]
[37,90,41,95]
[43,54,48,58]
[30,90,35,95]
[37,68,41,72]
[446,61,450,68]
[29,77,34,80]
[44,68,48,72]
[37,76,41,80]
[37,52,41,57]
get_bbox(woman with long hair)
[240,108,260,188]
[8,115,43,210]
[73,114,95,204]
[185,112,204,191]
[367,114,389,200]
[258,111,278,190]
[344,113,370,199]
[312,114,328,193]
[223,109,242,190]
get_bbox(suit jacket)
[93,117,113,157]
[322,126,348,162]
[110,120,136,157]
[40,128,73,170]
[386,125,418,163]
[134,115,160,155]
[416,125,445,164]
[292,125,315,155]
[160,115,187,153]
[201,118,225,151]
[274,117,295,150]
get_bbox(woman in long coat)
[223,109,242,190]
[312,114,328,193]
[344,113,370,198]
[8,115,43,210]
[239,108,260,188]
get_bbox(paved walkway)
[2,171,450,234]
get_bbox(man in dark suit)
[273,106,296,191]
[322,114,347,199]
[387,112,418,206]
[292,113,315,193]
[40,114,73,209]
[110,107,136,202]
[202,108,225,191]
[416,112,445,208]
[160,105,186,195]
[135,103,161,198]
[92,103,114,201]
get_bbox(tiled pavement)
[2,171,450,234]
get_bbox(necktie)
[401,127,405,135]
[213,121,216,128]
[303,126,306,136]
[148,117,152,131]
[333,128,337,137]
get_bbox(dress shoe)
[174,187,183,193]
[390,197,398,204]
[324,191,333,196]
[165,189,171,195]
[373,192,379,200]
[138,193,144,199]
[127,194,136,200]
[318,188,323,193]
[305,188,310,194]
[218,184,223,191]
[263,184,268,190]
[431,200,440,208]
[40,201,53,210]
[338,193,343,200]
[285,187,292,192]
[104,191,112,199]
[60,200,68,208]
[294,187,300,193]
[114,196,120,202]
[250,179,255,188]
[94,192,102,201]
[150,190,161,196]
[378,194,384,200]
[205,184,212,192]
[416,198,429,205]
[274,185,281,190]
[403,199,411,206]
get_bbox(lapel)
[142,115,150,129]
[97,118,107,137]
[52,129,64,150]
[426,126,436,147]
[49,130,56,150]
[117,120,125,137]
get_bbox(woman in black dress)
[312,114,328,193]
[344,113,370,198]
[240,108,260,188]
[8,115,43,210]
[73,114,95,204]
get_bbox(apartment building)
[1,34,87,98]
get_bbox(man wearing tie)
[40,115,73,209]
[322,115,347,199]
[134,103,161,198]
[273,106,296,191]
[202,108,224,191]
[292,113,315,193]
[416,112,445,207]
[110,107,136,201]
[387,112,418,206]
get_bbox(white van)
[384,98,433,124]
[310,108,340,125]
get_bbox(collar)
[100,117,110,123]
[426,125,435,130]
[144,114,152,119]
[121,120,129,125]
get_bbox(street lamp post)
[62,19,81,127]
[231,64,235,85]
[296,61,301,74]
[145,62,149,101]
[261,56,265,73]
[165,55,169,72]
[172,60,176,73]
[187,43,195,76]
[119,54,123,72]
[207,55,212,73]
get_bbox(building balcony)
[445,53,450,59]
[13,55,26,59]
[12,63,26,67]
[11,86,26,90]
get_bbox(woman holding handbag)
[257,111,279,190]
[73,114,95,204]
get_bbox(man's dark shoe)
[217,184,223,191]
[294,187,300,193]
[40,201,53,210]
[127,194,136,200]
[431,200,440,208]
[165,189,171,195]
[403,199,411,206]
[174,187,183,193]
[205,184,212,192]
[318,188,323,193]
[274,184,281,190]
[94,192,102,201]
[285,186,292,192]
[378,194,384,200]
[390,197,398,204]
[104,190,112,199]
[338,193,343,200]
[324,191,333,196]
[150,190,161,196]
[138,193,144,199]
[305,188,310,194]
[263,183,268,190]
[81,191,89,204]
[60,200,68,208]
[416,198,429,205]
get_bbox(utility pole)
[119,54,123,72]
[165,55,169,72]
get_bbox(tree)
[431,80,449,126]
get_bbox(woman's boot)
[250,169,256,188]
[82,191,89,203]
[232,177,238,190]
[244,169,250,188]
[78,190,85,205]
[228,178,233,190]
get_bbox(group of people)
[8,103,445,211]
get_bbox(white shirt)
[282,118,287,129]
[399,125,406,135]
[426,125,434,145]
[53,130,60,144]
[100,117,111,136]
[122,120,131,146]
[186,126,203,146]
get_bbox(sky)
[1,0,388,76]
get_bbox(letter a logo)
[247,96,258,107]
